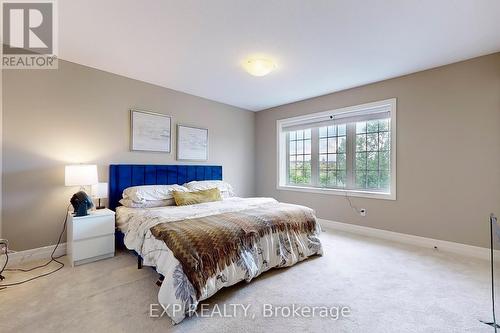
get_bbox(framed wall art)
[130,109,171,153]
[176,124,209,161]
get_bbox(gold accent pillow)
[172,188,222,206]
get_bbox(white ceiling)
[59,0,500,111]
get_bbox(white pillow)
[183,180,235,198]
[122,184,188,203]
[119,198,175,208]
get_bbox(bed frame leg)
[138,256,143,269]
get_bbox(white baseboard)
[319,219,497,261]
[6,243,67,267]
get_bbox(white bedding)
[116,197,323,324]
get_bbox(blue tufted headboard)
[108,164,222,211]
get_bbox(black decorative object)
[481,214,500,332]
[70,191,94,217]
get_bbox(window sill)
[277,185,396,200]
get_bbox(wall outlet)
[359,209,367,217]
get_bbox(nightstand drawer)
[73,215,114,240]
[72,235,114,261]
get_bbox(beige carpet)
[0,230,494,333]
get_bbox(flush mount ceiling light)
[242,58,277,77]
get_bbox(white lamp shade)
[91,182,108,198]
[65,164,98,186]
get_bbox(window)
[288,129,312,184]
[318,124,347,187]
[277,99,396,200]
[354,119,391,190]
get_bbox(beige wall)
[2,60,255,251]
[256,53,500,248]
[3,53,499,251]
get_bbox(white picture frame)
[130,109,171,153]
[176,125,209,161]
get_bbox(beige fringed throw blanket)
[150,203,318,298]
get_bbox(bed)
[109,164,323,324]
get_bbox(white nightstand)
[67,208,115,266]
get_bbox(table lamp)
[91,182,108,209]
[65,164,98,216]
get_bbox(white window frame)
[276,98,397,200]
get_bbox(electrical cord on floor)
[0,205,71,290]
[0,242,8,282]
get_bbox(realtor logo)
[2,0,57,69]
